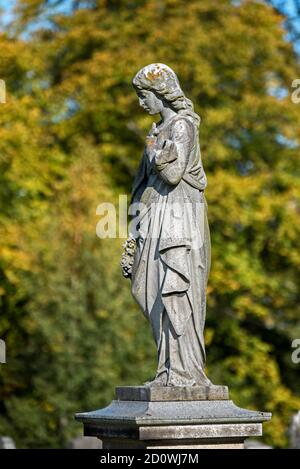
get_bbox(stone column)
[75,386,271,449]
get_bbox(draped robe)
[129,111,211,386]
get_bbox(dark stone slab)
[115,385,229,402]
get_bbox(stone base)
[75,386,271,449]
[115,385,229,401]
[101,437,245,449]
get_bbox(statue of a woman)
[121,63,212,387]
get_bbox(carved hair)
[133,63,200,125]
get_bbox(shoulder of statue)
[168,114,196,142]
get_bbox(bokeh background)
[0,0,300,448]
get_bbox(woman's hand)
[155,139,178,170]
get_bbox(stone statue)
[121,63,211,387]
[76,64,272,448]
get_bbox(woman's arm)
[154,118,194,185]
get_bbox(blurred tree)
[0,0,300,447]
[268,0,300,49]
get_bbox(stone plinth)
[115,385,229,401]
[75,386,271,449]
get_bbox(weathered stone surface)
[115,385,229,401]
[139,423,262,440]
[75,395,271,449]
[76,399,271,429]
[75,65,273,449]
[101,439,245,449]
[122,63,212,387]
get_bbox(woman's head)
[133,63,199,122]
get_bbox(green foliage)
[0,0,300,447]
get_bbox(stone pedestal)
[75,386,271,449]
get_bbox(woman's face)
[137,90,164,115]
